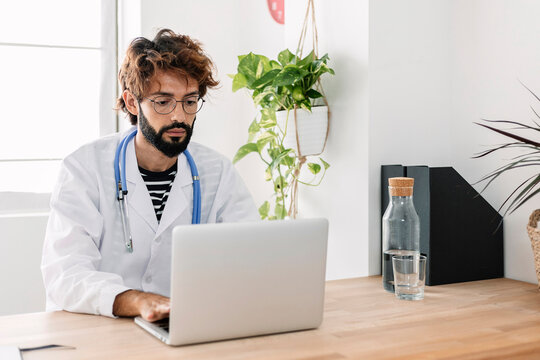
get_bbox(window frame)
[0,0,119,197]
[100,0,120,136]
[0,0,118,209]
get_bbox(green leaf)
[298,50,316,67]
[238,53,261,85]
[299,100,311,112]
[247,119,260,142]
[278,49,295,66]
[251,69,281,89]
[252,88,261,98]
[258,201,270,219]
[238,53,257,73]
[265,167,273,181]
[232,73,247,92]
[232,143,258,164]
[261,108,277,121]
[268,147,280,160]
[256,60,264,78]
[279,85,292,95]
[282,154,295,167]
[314,63,335,78]
[274,71,299,86]
[319,53,330,63]
[227,73,235,79]
[260,115,277,128]
[308,163,321,175]
[270,149,293,172]
[260,56,273,72]
[306,89,323,99]
[253,89,275,105]
[275,202,287,219]
[320,158,330,170]
[274,67,309,86]
[249,119,261,132]
[256,131,277,151]
[273,176,287,192]
[270,60,282,70]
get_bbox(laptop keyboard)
[153,317,170,333]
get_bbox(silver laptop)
[135,218,329,346]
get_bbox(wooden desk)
[1,276,540,359]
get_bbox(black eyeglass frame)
[143,95,205,115]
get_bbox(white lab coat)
[41,129,259,317]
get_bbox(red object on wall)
[267,0,284,24]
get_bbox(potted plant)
[475,84,540,287]
[230,49,334,220]
[475,85,540,215]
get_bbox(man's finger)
[143,302,170,322]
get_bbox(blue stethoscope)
[114,129,201,253]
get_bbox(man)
[41,29,258,322]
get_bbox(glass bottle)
[382,177,420,293]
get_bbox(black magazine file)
[381,165,504,286]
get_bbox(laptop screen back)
[169,218,328,345]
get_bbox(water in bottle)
[382,177,420,293]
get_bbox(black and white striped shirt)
[139,162,178,222]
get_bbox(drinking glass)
[392,255,426,300]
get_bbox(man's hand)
[113,290,170,322]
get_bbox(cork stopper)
[388,177,414,196]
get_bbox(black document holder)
[381,165,504,286]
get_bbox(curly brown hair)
[116,29,219,125]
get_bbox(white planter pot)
[276,106,329,156]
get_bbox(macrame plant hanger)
[289,0,331,218]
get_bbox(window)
[0,0,117,193]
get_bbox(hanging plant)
[231,0,334,220]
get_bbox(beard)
[138,106,194,158]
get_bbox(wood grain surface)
[1,276,540,359]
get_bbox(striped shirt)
[139,161,178,222]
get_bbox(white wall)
[369,0,454,276]
[285,1,370,279]
[369,0,540,283]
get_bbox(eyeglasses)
[143,95,205,115]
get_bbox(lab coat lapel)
[155,153,192,239]
[125,140,159,233]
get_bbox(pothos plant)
[230,49,335,220]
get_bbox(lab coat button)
[146,276,152,283]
